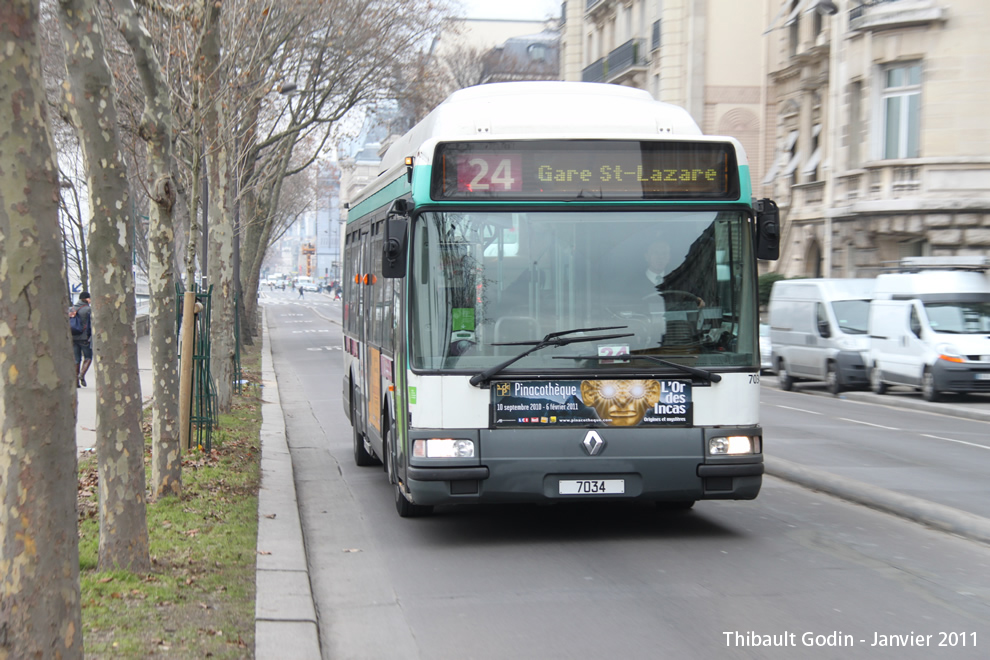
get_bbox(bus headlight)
[413,438,476,458]
[709,435,759,455]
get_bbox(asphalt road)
[760,378,990,519]
[263,290,990,659]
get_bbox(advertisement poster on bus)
[491,379,692,428]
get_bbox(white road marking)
[920,434,990,450]
[775,405,822,415]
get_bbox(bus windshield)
[408,209,759,374]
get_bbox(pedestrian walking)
[299,285,304,298]
[69,290,93,387]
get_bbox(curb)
[766,455,990,546]
[255,308,321,658]
[762,379,990,547]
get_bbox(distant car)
[759,322,772,373]
[301,282,320,292]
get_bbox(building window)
[802,124,822,182]
[527,44,548,62]
[787,0,801,57]
[848,81,862,168]
[881,63,922,159]
[763,129,799,184]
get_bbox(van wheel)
[870,368,887,395]
[826,363,842,395]
[921,369,940,402]
[777,362,793,391]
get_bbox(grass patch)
[78,344,263,657]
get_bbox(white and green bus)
[342,82,779,516]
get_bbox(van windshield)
[924,302,990,334]
[830,299,870,334]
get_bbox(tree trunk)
[113,0,182,498]
[0,2,83,655]
[58,0,150,573]
[198,0,235,413]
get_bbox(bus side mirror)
[382,199,409,278]
[755,198,780,261]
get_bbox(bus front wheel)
[386,425,432,517]
[394,481,433,518]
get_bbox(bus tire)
[394,481,433,518]
[385,423,432,517]
[353,424,378,467]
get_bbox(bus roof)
[379,82,704,175]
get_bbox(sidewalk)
[74,333,155,454]
[75,319,319,656]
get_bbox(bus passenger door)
[352,227,370,438]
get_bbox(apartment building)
[561,0,772,200]
[766,0,990,277]
[563,0,990,278]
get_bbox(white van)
[867,257,990,401]
[768,278,875,394]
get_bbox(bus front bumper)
[403,457,763,505]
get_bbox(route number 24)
[458,155,522,192]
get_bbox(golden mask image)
[581,379,661,427]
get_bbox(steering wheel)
[449,339,477,356]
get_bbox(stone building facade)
[765,0,990,277]
[562,0,990,277]
[561,0,772,202]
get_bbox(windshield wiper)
[551,354,722,383]
[468,326,633,387]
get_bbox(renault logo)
[582,430,606,456]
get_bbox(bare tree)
[58,0,150,572]
[0,1,83,654]
[196,0,237,412]
[110,0,183,498]
[229,0,452,347]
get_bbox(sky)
[455,0,562,21]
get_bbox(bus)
[342,82,780,517]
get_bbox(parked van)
[867,257,990,401]
[768,278,875,394]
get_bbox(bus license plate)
[559,479,625,495]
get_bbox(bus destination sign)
[433,140,739,201]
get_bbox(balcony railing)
[849,0,944,32]
[582,57,606,83]
[581,39,648,84]
[607,38,647,80]
[835,160,990,206]
[849,0,899,21]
